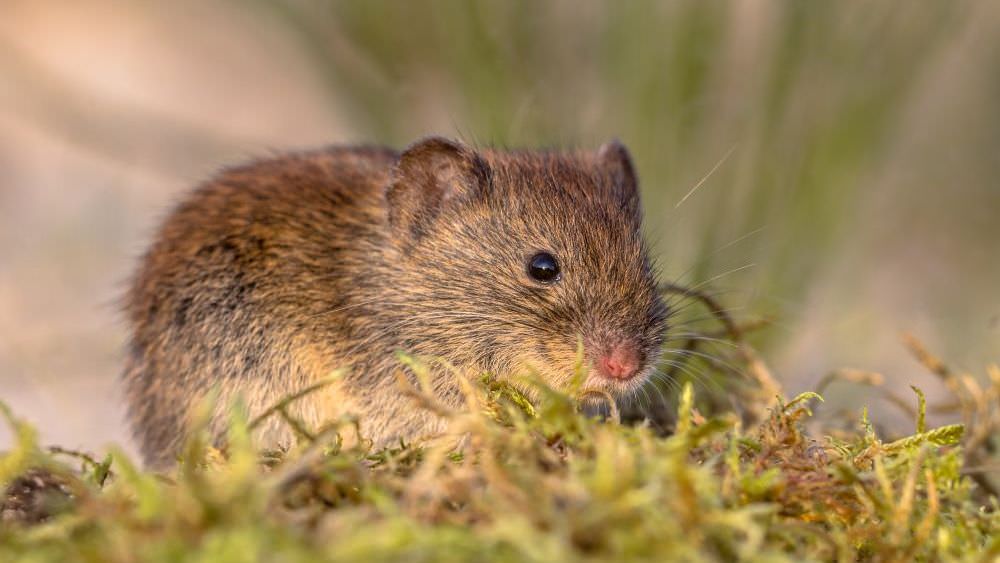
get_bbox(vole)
[123,137,668,468]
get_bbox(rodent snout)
[595,341,642,381]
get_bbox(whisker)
[656,222,765,294]
[714,226,767,253]
[664,362,724,393]
[664,263,756,304]
[666,308,749,329]
[649,369,680,395]
[662,333,739,349]
[658,358,717,391]
[661,348,743,375]
[674,143,738,209]
[644,374,670,406]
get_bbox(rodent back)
[122,147,399,463]
[126,146,396,352]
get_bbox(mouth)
[508,338,657,401]
[579,362,651,399]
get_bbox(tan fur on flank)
[123,138,667,468]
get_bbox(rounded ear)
[386,137,489,241]
[598,139,641,220]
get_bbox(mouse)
[122,137,668,468]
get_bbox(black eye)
[527,252,561,283]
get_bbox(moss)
[1,338,998,562]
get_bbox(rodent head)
[383,137,668,400]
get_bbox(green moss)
[1,352,997,562]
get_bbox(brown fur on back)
[123,139,667,468]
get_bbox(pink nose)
[596,343,640,380]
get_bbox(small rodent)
[123,137,668,467]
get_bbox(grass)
[1,314,997,561]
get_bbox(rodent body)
[123,138,667,468]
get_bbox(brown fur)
[123,138,667,468]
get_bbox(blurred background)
[1,0,998,454]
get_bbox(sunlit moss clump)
[1,354,997,563]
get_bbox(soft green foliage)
[1,370,997,562]
[236,1,1000,367]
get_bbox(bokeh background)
[2,0,998,453]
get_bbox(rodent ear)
[387,137,489,240]
[598,140,641,219]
